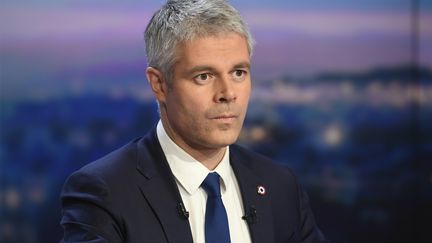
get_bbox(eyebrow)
[186,62,251,76]
[187,65,217,76]
[232,62,251,70]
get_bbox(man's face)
[160,33,251,152]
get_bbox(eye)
[193,73,213,84]
[232,69,247,81]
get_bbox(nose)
[214,76,236,103]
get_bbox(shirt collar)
[156,120,232,195]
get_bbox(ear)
[146,67,168,103]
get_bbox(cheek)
[179,89,210,112]
[238,78,251,94]
[239,84,251,107]
[167,93,207,121]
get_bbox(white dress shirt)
[156,121,252,243]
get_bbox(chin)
[207,131,240,147]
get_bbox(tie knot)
[201,172,222,197]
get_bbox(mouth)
[210,114,238,122]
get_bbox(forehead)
[174,33,250,69]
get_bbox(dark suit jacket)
[60,127,328,243]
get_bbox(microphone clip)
[242,206,257,224]
[177,202,189,220]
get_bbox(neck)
[188,147,226,171]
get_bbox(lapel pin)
[257,185,266,195]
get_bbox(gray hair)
[144,0,254,83]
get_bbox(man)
[60,0,328,242]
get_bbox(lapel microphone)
[177,202,189,219]
[242,206,258,224]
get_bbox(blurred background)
[1,0,431,242]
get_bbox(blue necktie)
[201,172,231,243]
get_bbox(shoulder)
[62,137,144,198]
[79,137,141,179]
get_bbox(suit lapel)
[134,128,275,243]
[230,146,276,243]
[135,128,193,243]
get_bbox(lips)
[207,106,242,121]
[210,113,238,120]
[211,114,237,119]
